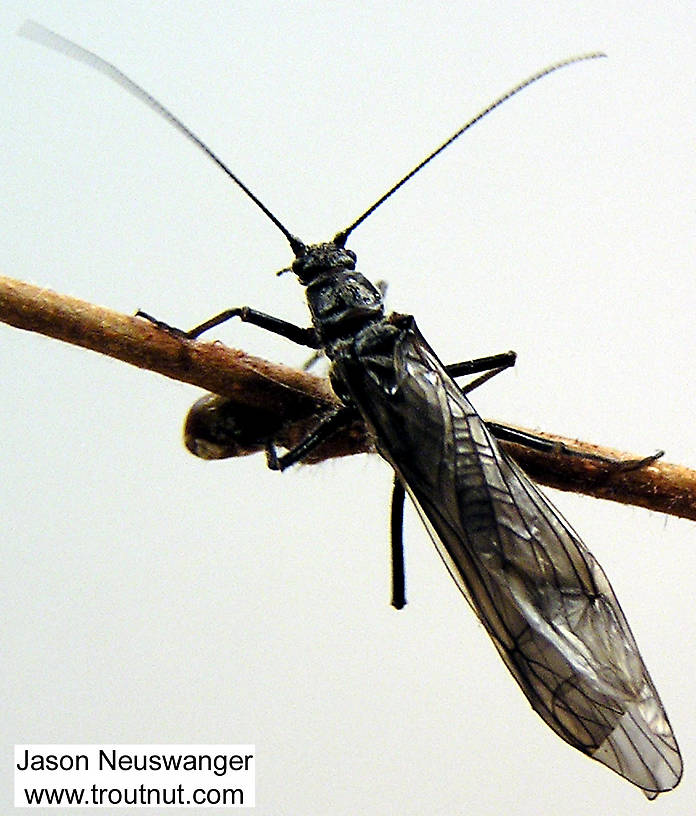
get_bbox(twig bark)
[2,273,696,521]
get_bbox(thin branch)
[0,274,335,416]
[2,273,696,521]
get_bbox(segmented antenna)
[333,51,606,246]
[19,20,306,257]
[20,21,604,257]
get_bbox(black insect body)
[253,243,683,799]
[21,21,682,798]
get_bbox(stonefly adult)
[20,20,682,798]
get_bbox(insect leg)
[187,308,320,345]
[486,422,568,453]
[445,350,517,379]
[486,421,663,468]
[445,350,517,396]
[390,476,407,610]
[265,405,356,471]
[137,307,320,347]
[443,354,663,468]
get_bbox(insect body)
[21,21,682,797]
[225,241,683,799]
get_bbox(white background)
[1,2,695,814]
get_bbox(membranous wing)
[336,316,681,797]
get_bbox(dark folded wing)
[342,319,681,797]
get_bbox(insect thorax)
[295,242,385,348]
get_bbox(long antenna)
[18,20,307,257]
[333,52,606,247]
[20,21,604,258]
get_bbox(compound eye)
[345,249,357,264]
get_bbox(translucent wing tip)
[593,701,682,798]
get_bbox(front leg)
[137,306,321,348]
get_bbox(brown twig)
[2,273,696,520]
